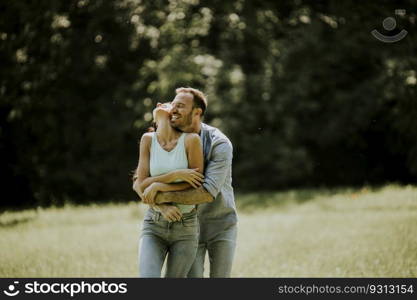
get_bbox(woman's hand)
[158,204,182,222]
[143,182,161,205]
[173,168,204,188]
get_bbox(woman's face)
[152,102,172,121]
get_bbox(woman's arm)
[132,133,152,199]
[186,133,204,175]
[141,133,205,204]
[155,138,233,205]
[136,168,204,191]
[133,133,204,194]
[131,133,183,221]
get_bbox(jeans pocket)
[143,213,158,226]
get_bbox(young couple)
[132,87,237,277]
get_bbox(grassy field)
[1,184,416,277]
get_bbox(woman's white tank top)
[149,132,194,213]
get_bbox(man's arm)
[155,186,213,204]
[155,140,233,205]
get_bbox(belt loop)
[152,210,160,222]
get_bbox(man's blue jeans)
[138,209,199,277]
[187,222,237,278]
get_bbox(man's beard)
[171,112,193,131]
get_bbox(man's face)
[170,92,195,131]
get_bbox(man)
[137,87,238,277]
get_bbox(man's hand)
[173,168,204,188]
[158,204,182,222]
[143,182,161,205]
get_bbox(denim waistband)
[148,207,197,222]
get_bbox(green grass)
[1,184,416,277]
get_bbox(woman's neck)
[155,118,180,142]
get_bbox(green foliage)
[0,0,417,206]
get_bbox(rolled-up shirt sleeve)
[203,140,233,198]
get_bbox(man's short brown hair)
[175,87,207,116]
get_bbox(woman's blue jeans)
[138,208,199,277]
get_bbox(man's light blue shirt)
[198,123,238,226]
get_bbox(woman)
[132,102,204,277]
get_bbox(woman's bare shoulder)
[139,132,153,146]
[184,133,202,152]
[185,133,201,143]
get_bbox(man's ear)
[194,107,203,117]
